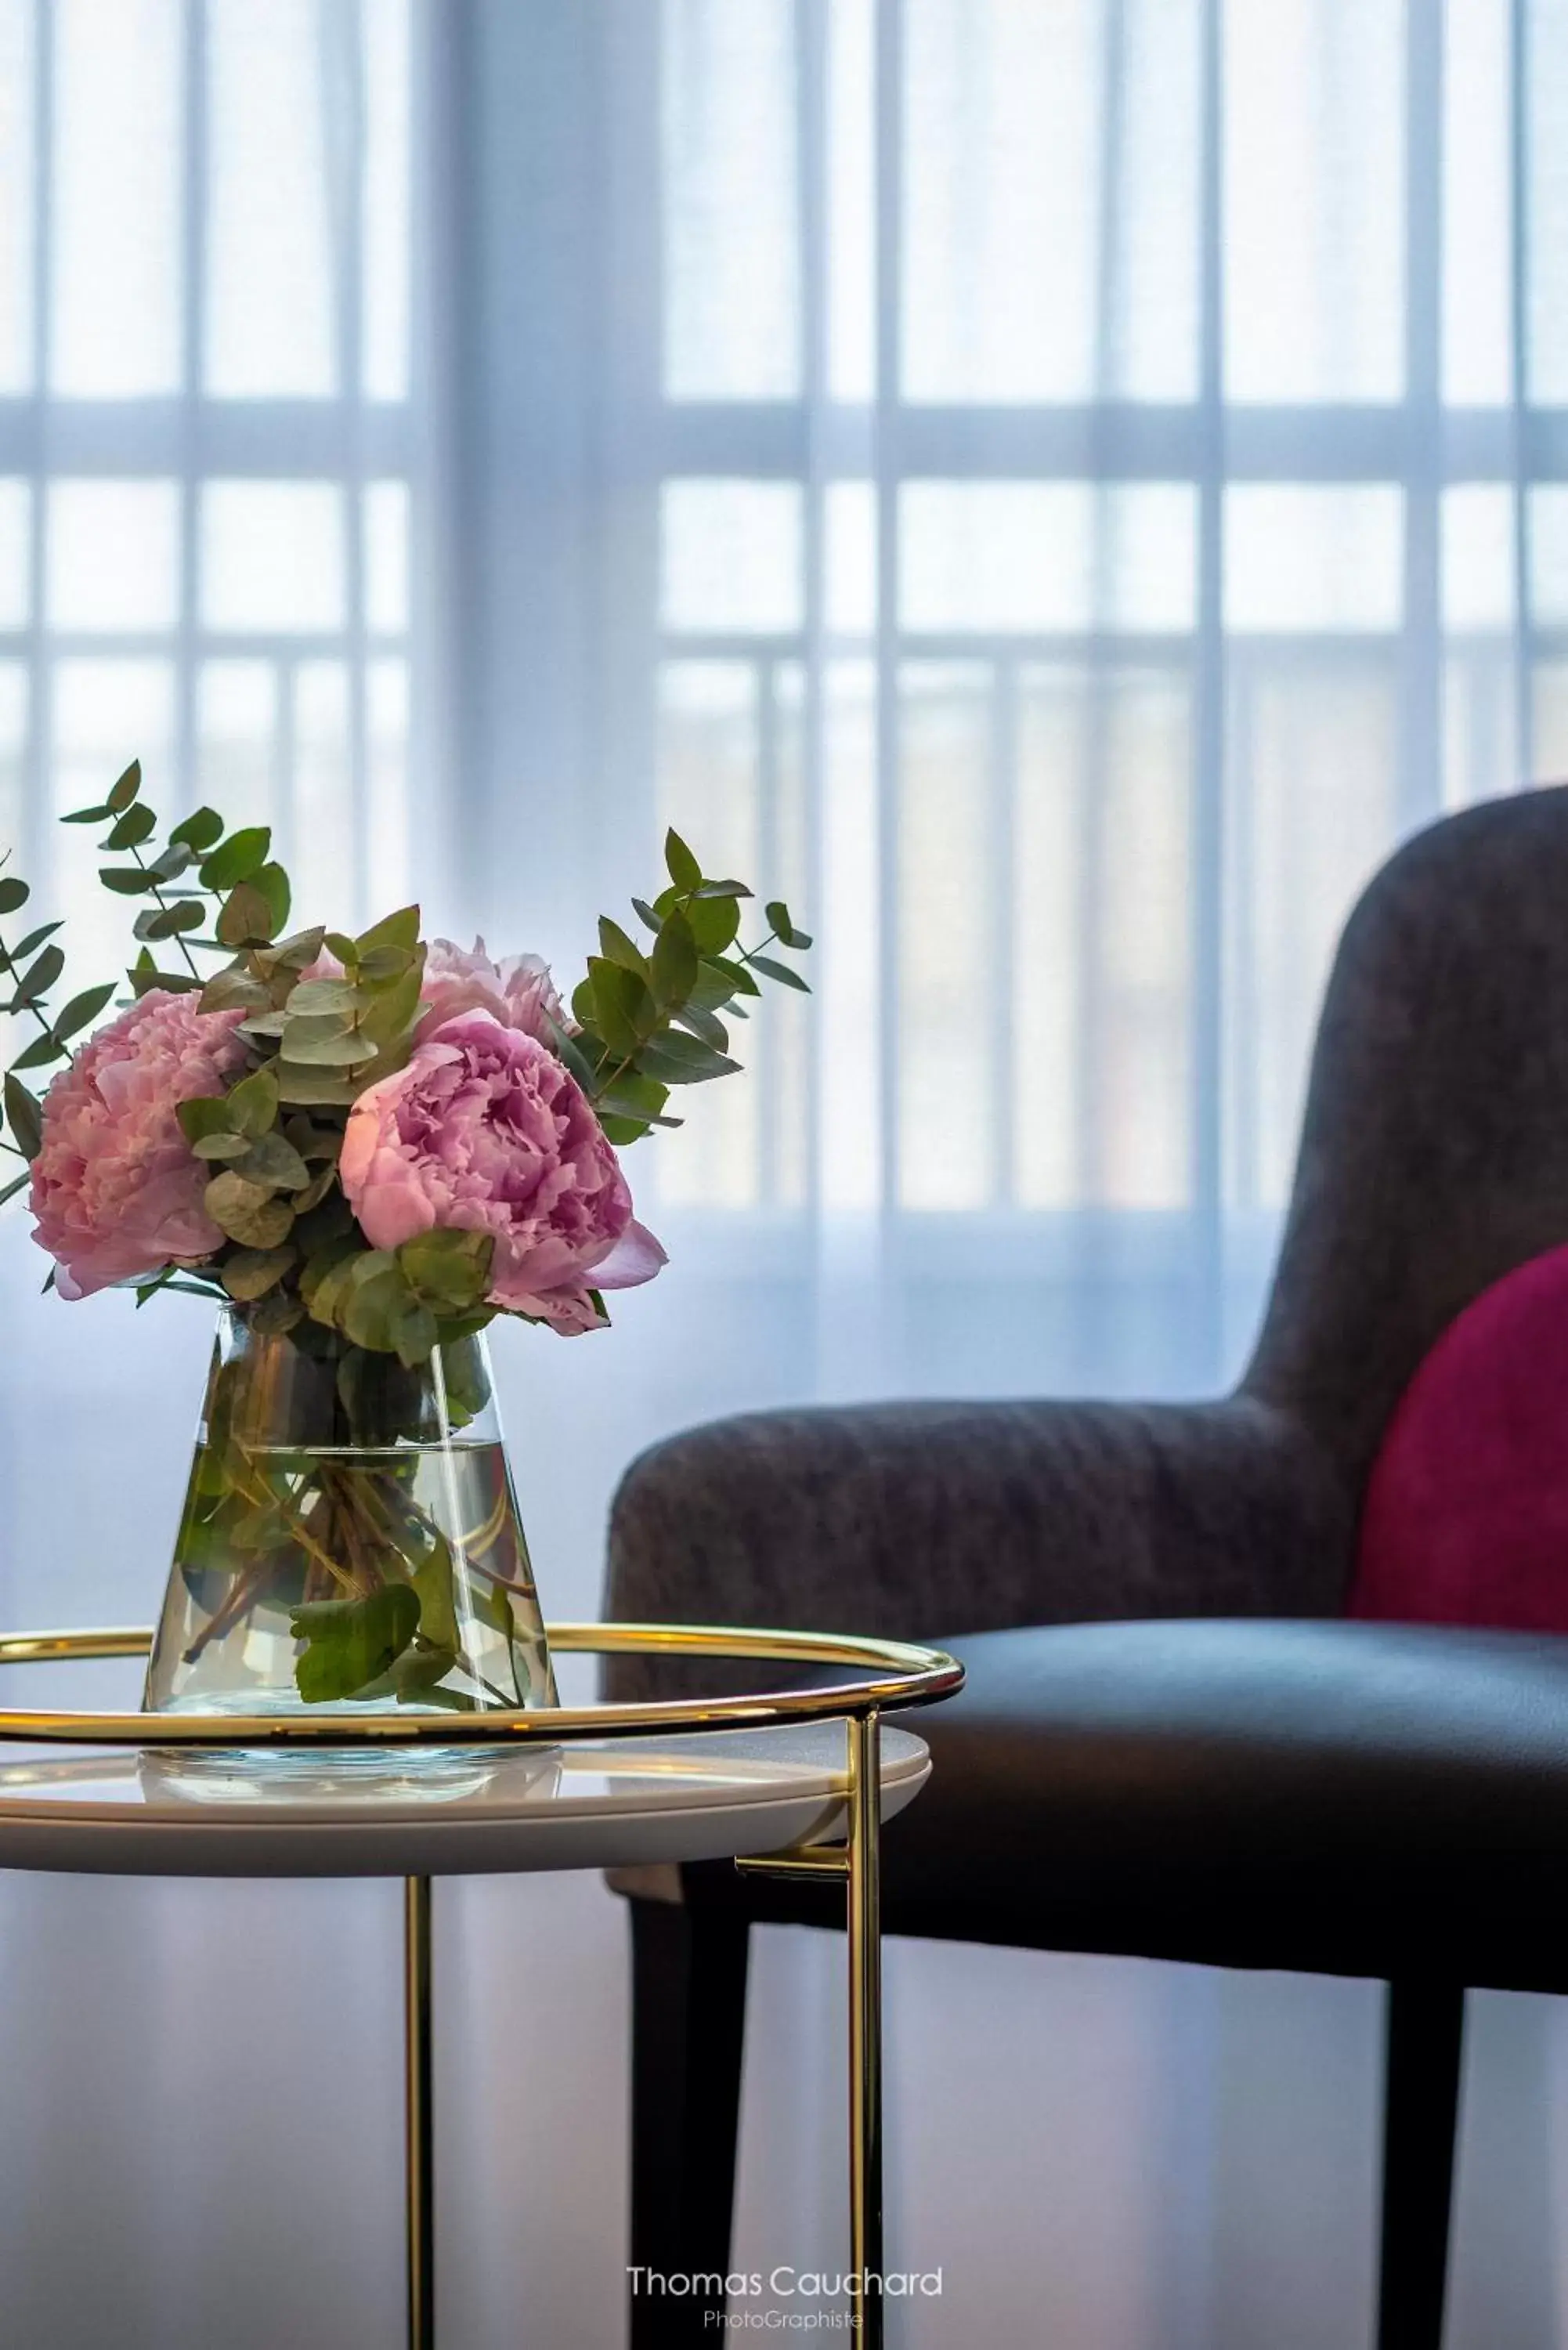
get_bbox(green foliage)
[298,1224,494,1368]
[199,826,272,892]
[290,1583,421,1704]
[3,1073,42,1159]
[4,758,812,1388]
[564,827,811,1142]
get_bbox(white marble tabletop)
[0,1719,930,1878]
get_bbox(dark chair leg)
[1378,1979,1466,2350]
[627,1893,752,2350]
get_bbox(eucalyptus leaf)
[705,955,761,997]
[410,1536,460,1650]
[598,916,647,976]
[286,978,362,1018]
[674,1001,729,1051]
[221,1246,296,1303]
[199,827,272,892]
[650,908,698,1007]
[356,964,423,1050]
[199,967,272,1015]
[276,1062,363,1108]
[251,862,291,937]
[107,760,142,814]
[176,1095,237,1145]
[5,1034,63,1074]
[226,1065,280,1138]
[3,1075,43,1160]
[390,1297,440,1369]
[279,1021,378,1068]
[135,900,204,941]
[685,894,742,956]
[587,956,656,1054]
[131,967,202,996]
[398,1228,494,1311]
[290,1585,421,1705]
[599,1112,652,1145]
[98,869,158,895]
[263,924,327,971]
[356,904,421,955]
[249,1290,305,1336]
[637,1030,742,1085]
[292,1163,338,1215]
[341,1261,414,1352]
[217,880,276,948]
[169,806,224,852]
[571,974,599,1032]
[6,922,62,962]
[664,828,702,892]
[233,1132,312,1190]
[357,949,415,992]
[52,983,115,1042]
[300,1242,360,1326]
[747,953,811,992]
[688,959,744,1012]
[204,1171,294,1249]
[12,944,63,1005]
[595,1071,672,1123]
[107,804,156,851]
[543,1016,599,1097]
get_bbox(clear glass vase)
[144,1307,558,1726]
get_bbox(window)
[644,0,1559,1270]
[0,0,416,1025]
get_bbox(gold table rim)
[0,1621,965,1747]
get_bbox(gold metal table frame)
[0,1621,963,2350]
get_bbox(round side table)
[0,1622,963,2350]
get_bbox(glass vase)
[144,1307,558,1726]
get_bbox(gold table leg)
[735,1708,894,2341]
[405,1874,435,2350]
[747,1720,888,2341]
[846,1710,883,2348]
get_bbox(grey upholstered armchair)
[603,783,1568,2350]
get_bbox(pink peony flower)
[339,1010,665,1334]
[29,990,249,1301]
[419,938,565,1045]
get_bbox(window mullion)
[24,0,52,886]
[175,0,207,822]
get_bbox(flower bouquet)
[0,761,809,1720]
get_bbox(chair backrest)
[1245,783,1568,1493]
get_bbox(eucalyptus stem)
[127,841,205,983]
[227,1449,359,1598]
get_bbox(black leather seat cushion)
[686,1621,1568,1991]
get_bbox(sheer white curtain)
[4,2,1568,2345]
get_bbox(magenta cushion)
[1352,1241,1568,1627]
